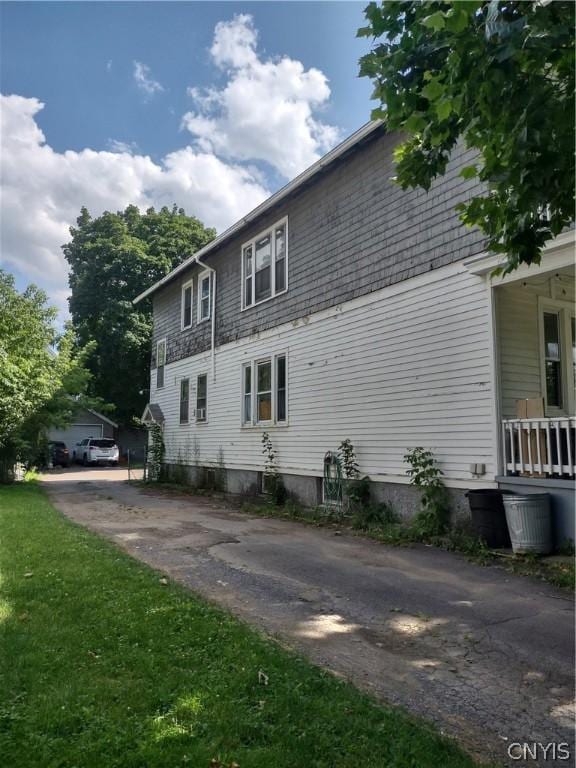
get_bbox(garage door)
[49,424,103,448]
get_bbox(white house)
[135,123,575,543]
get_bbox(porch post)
[486,276,503,478]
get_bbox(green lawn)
[0,483,477,768]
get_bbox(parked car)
[73,438,119,466]
[48,441,70,468]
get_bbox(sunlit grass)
[0,482,478,768]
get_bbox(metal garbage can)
[503,493,552,554]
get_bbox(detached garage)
[48,407,117,449]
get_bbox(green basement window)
[242,353,287,426]
[242,218,288,309]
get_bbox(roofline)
[133,120,383,304]
[87,408,118,428]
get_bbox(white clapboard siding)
[496,272,575,418]
[152,261,495,486]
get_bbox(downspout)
[195,255,217,381]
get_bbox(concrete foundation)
[370,481,469,521]
[162,463,471,521]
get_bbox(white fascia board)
[464,230,575,277]
[133,120,382,305]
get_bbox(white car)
[73,437,119,466]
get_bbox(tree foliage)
[63,205,215,424]
[358,0,575,272]
[0,271,95,478]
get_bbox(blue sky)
[1,1,374,315]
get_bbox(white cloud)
[0,94,269,318]
[106,138,139,154]
[133,60,164,97]
[181,14,341,178]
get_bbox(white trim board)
[464,231,575,280]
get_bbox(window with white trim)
[179,378,190,424]
[198,272,211,322]
[242,353,287,425]
[539,298,575,415]
[156,339,166,389]
[243,364,252,424]
[181,280,193,330]
[543,311,562,408]
[242,219,287,308]
[196,374,207,422]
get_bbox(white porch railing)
[502,417,576,479]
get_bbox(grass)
[0,482,477,768]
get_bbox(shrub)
[346,475,371,507]
[404,447,449,537]
[352,502,399,531]
[338,439,360,480]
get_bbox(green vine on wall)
[147,423,165,482]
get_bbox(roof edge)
[133,120,383,304]
[87,407,118,428]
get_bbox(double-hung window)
[243,365,252,424]
[256,360,272,421]
[539,298,576,415]
[242,353,287,426]
[197,272,211,323]
[179,378,190,424]
[196,374,207,422]
[156,339,166,389]
[543,311,563,409]
[181,280,193,330]
[242,218,287,309]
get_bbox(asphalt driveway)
[42,468,575,765]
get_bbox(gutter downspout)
[195,255,217,381]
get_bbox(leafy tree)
[63,205,215,424]
[358,0,575,272]
[0,271,94,480]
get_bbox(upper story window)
[197,271,211,323]
[242,218,288,309]
[181,280,193,330]
[156,339,166,389]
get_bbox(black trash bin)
[466,489,511,549]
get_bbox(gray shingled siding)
[151,129,486,367]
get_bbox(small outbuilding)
[48,407,117,449]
